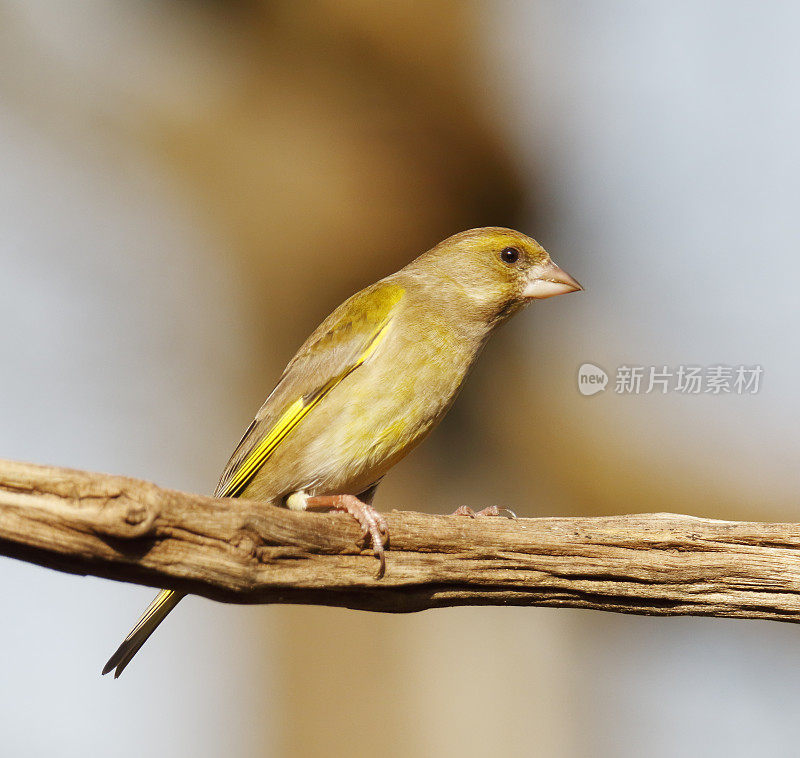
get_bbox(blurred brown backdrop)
[2,2,800,757]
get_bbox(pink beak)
[523,260,583,299]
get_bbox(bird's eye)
[500,246,520,265]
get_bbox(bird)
[102,226,581,677]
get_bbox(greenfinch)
[103,226,581,677]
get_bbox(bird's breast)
[242,309,485,500]
[331,316,482,476]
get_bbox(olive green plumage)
[102,226,581,677]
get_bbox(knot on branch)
[67,478,162,541]
[230,515,329,565]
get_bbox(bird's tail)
[102,589,184,678]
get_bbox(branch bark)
[1,457,800,622]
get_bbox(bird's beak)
[523,260,583,299]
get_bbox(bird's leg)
[452,505,517,519]
[304,494,389,578]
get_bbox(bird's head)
[411,227,582,325]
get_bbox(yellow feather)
[220,300,398,498]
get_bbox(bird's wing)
[215,281,405,498]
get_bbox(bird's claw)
[349,502,388,579]
[452,505,517,519]
[306,494,388,578]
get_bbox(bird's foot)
[305,494,389,578]
[452,505,517,519]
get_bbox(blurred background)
[2,1,800,756]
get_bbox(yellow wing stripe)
[221,311,395,498]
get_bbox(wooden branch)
[2,457,800,622]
